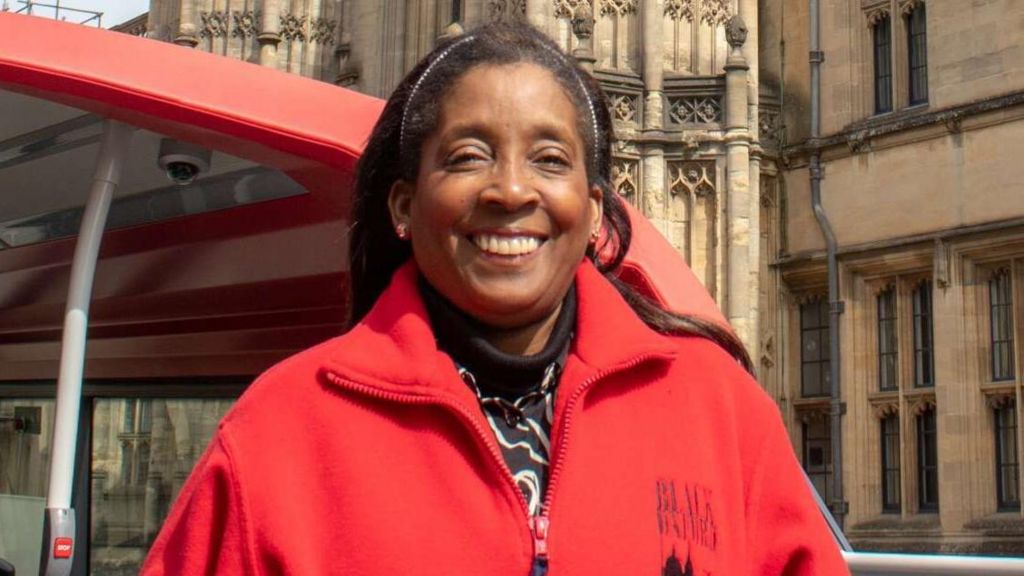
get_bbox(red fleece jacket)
[141,261,848,575]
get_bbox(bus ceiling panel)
[0,90,100,152]
[0,12,383,176]
[0,90,313,250]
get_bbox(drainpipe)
[808,0,847,530]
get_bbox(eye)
[533,148,572,172]
[444,145,491,169]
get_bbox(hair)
[349,20,753,372]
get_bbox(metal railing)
[845,551,1024,575]
[809,474,1024,574]
[4,0,102,27]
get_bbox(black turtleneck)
[419,278,576,401]
[419,277,577,515]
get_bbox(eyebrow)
[437,120,580,152]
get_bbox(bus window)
[0,398,54,576]
[90,397,233,575]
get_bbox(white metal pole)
[41,120,132,576]
[844,551,1024,575]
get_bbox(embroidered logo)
[656,479,718,575]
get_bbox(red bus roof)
[0,12,383,176]
[0,13,729,380]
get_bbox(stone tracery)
[599,0,638,17]
[554,0,592,19]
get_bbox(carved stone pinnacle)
[571,14,594,41]
[726,15,748,48]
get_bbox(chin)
[463,289,562,329]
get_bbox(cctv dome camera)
[157,138,211,186]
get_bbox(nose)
[481,159,538,211]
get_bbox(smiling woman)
[140,21,848,576]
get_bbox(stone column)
[640,0,665,227]
[723,15,753,350]
[174,0,199,47]
[642,0,664,130]
[258,0,282,68]
[525,0,549,34]
[739,0,761,362]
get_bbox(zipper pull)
[529,515,549,576]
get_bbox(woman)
[142,21,847,575]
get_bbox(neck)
[479,302,563,356]
[419,278,576,398]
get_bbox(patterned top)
[462,362,560,515]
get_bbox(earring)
[589,229,600,244]
[395,223,410,240]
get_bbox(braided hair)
[349,20,753,372]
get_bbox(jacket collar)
[322,260,677,398]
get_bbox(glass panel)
[874,16,893,113]
[90,398,234,575]
[881,415,901,512]
[0,89,307,249]
[800,302,817,329]
[1001,467,1020,505]
[907,4,928,105]
[918,410,939,510]
[802,363,821,397]
[803,417,833,503]
[803,329,821,362]
[996,404,1021,510]
[0,399,54,576]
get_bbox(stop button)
[53,537,73,559]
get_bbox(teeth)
[473,234,541,256]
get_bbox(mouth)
[470,233,545,257]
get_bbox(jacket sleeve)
[744,411,850,575]
[139,432,255,576]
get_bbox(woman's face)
[389,63,602,333]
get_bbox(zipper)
[528,353,663,576]
[327,352,666,575]
[528,515,550,576]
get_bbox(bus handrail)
[844,551,1024,575]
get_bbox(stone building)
[131,0,1024,555]
[760,0,1024,555]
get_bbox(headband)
[399,34,601,168]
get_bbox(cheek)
[411,194,467,239]
[550,189,596,237]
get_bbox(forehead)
[435,63,583,141]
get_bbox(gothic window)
[912,281,934,388]
[990,269,1015,382]
[119,399,153,486]
[881,414,901,512]
[122,398,152,434]
[872,14,893,114]
[917,407,939,511]
[803,415,833,504]
[906,2,928,105]
[878,288,898,391]
[801,299,831,398]
[995,400,1021,511]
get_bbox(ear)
[588,183,604,238]
[387,179,415,231]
